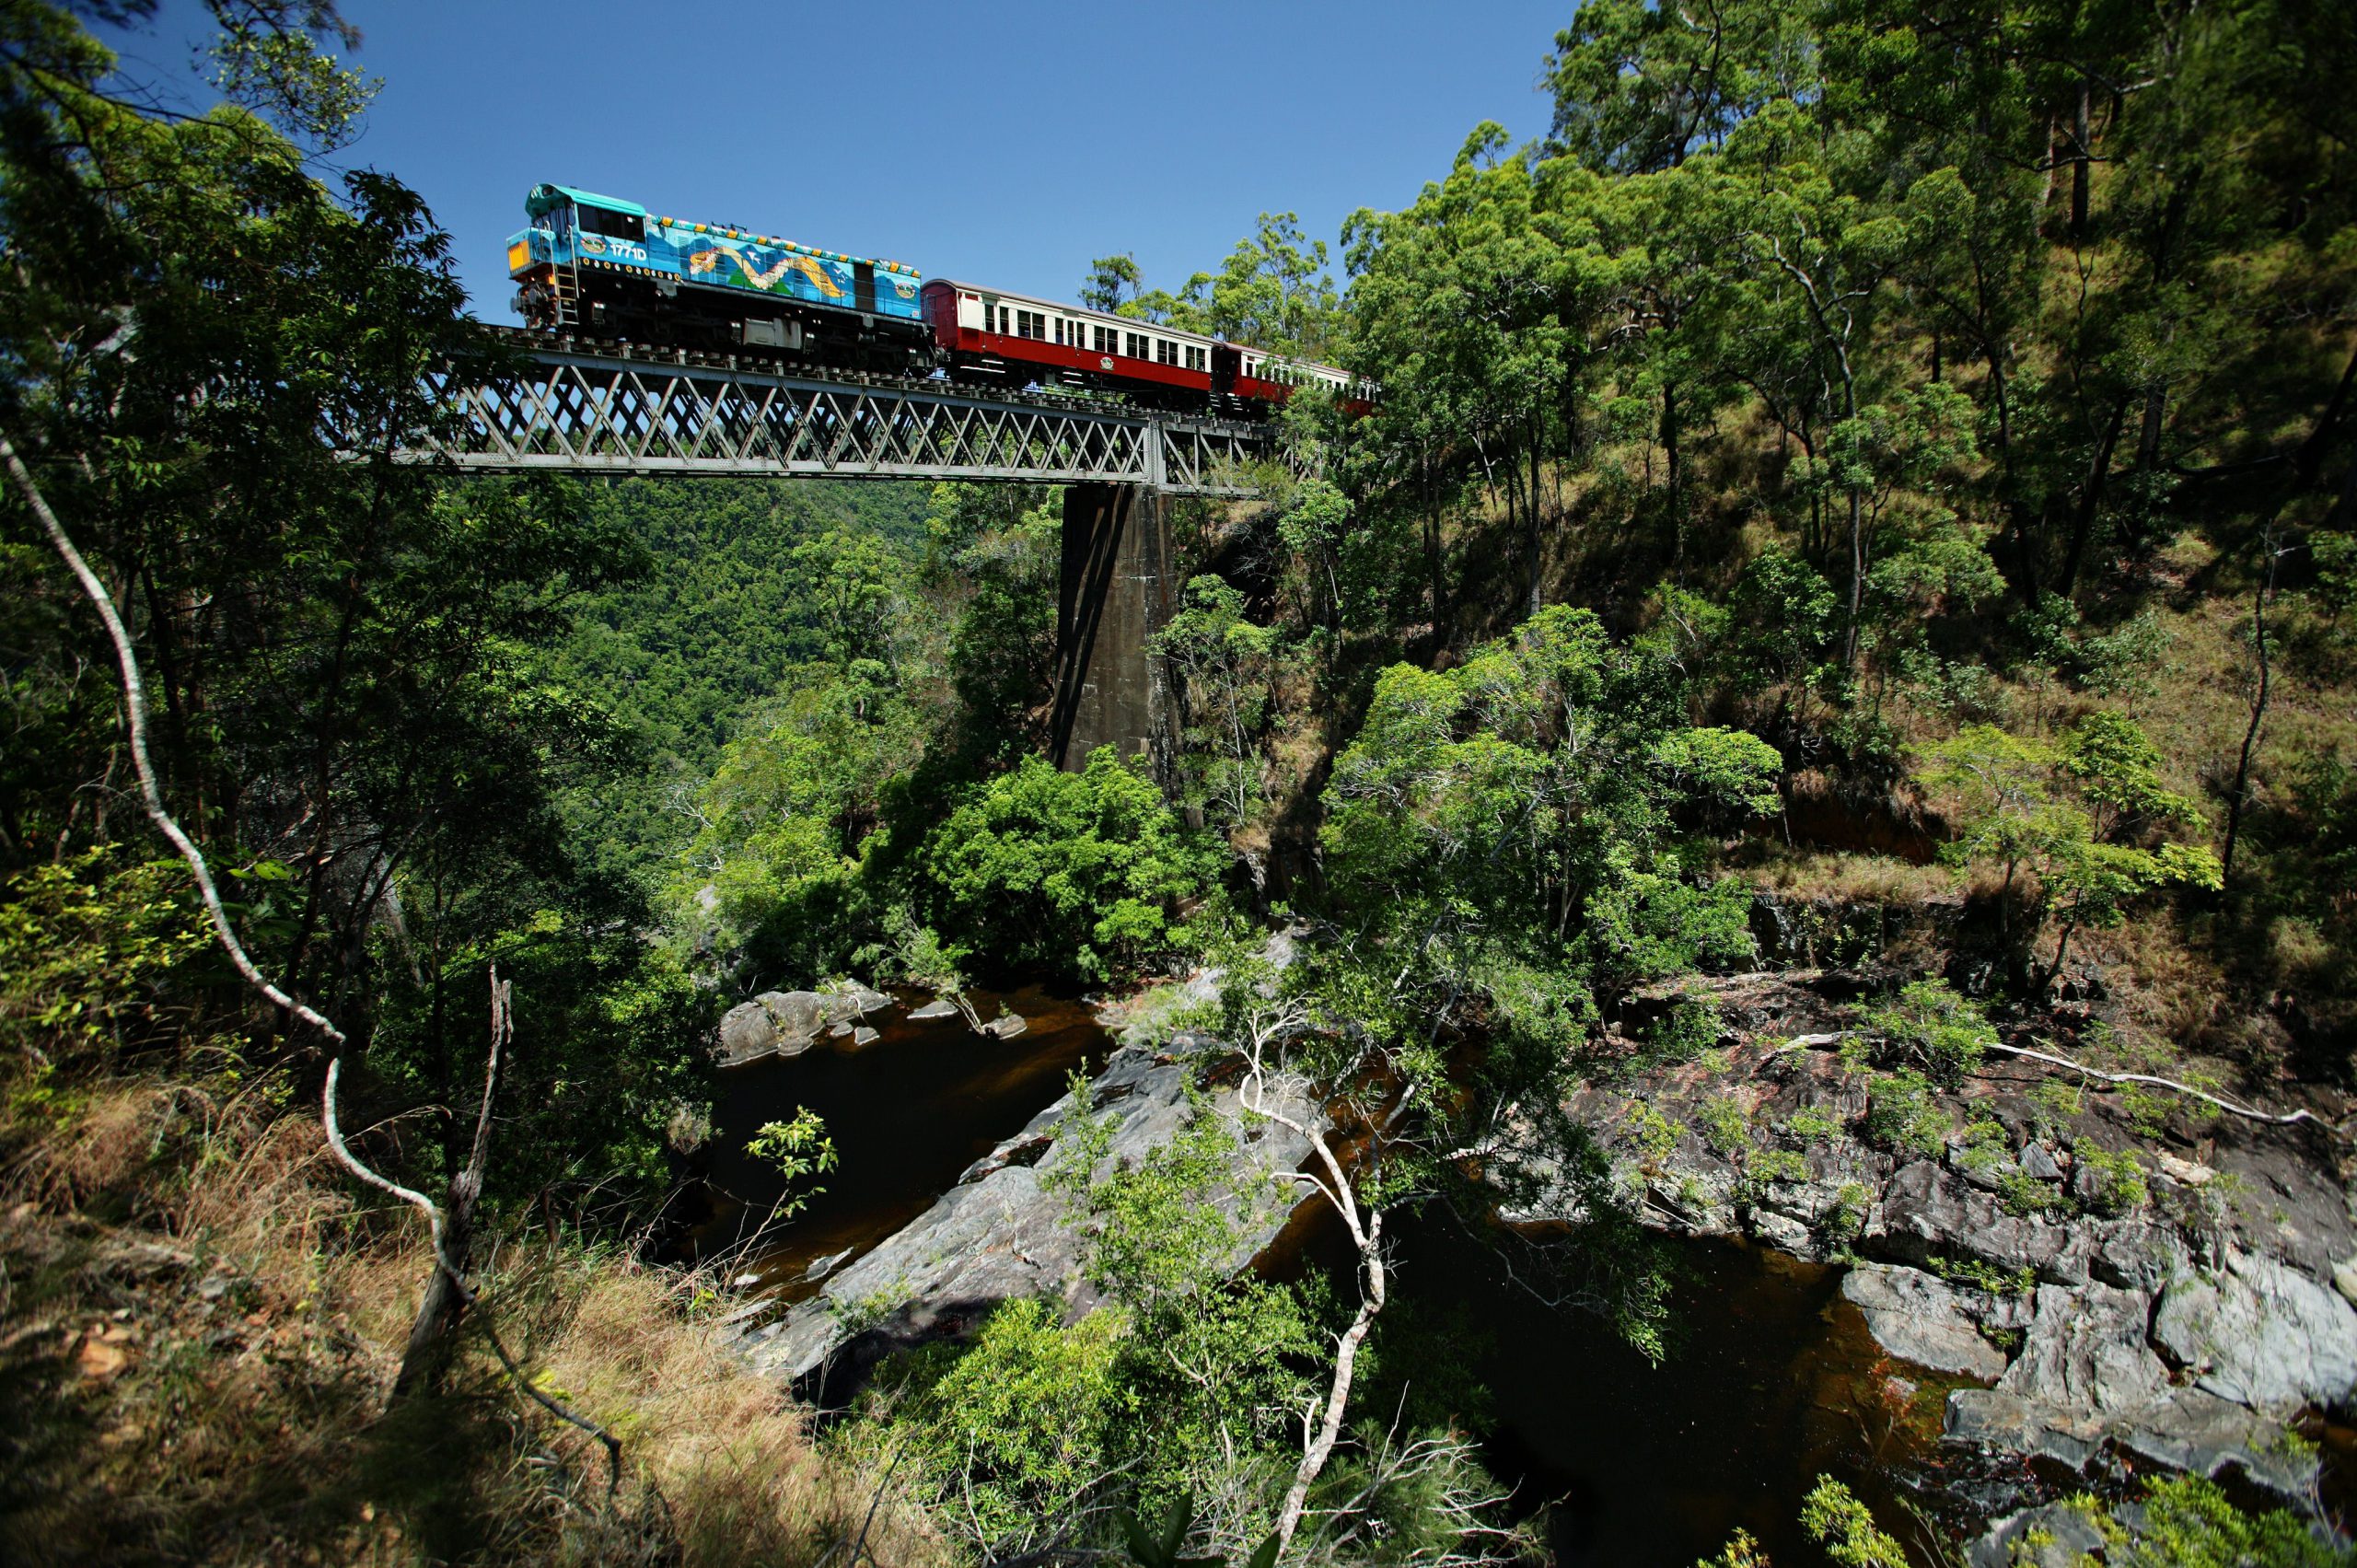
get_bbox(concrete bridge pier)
[1051,482,1176,784]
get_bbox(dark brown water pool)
[1387,1213,1958,1565]
[693,985,1112,1295]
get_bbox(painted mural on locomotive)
[508,184,923,325]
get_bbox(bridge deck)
[410,331,1281,494]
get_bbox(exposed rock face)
[1841,1263,2012,1380]
[1996,1283,2171,1418]
[1528,969,2356,1504]
[2153,1248,2357,1413]
[734,1030,1321,1390]
[1965,1502,2107,1568]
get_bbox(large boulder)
[737,1035,1324,1390]
[1994,1282,2170,1417]
[716,1002,778,1066]
[2153,1248,2357,1414]
[755,990,828,1045]
[1840,1263,2009,1380]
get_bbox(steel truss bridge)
[406,331,1281,496]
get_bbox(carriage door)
[1211,343,1240,397]
[853,261,877,317]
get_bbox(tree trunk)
[1276,1205,1385,1551]
[1422,455,1447,653]
[1662,380,1684,585]
[2070,79,2093,241]
[2221,533,2280,890]
[394,970,513,1398]
[1527,412,1546,614]
[2057,396,2131,598]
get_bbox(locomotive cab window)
[579,206,644,242]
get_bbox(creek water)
[694,985,1111,1295]
[701,991,1954,1563]
[1383,1214,1955,1564]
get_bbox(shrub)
[2086,1474,2357,1566]
[1863,1069,1946,1156]
[2073,1140,2150,1216]
[1643,993,1724,1065]
[1799,1476,1909,1567]
[1861,980,1994,1087]
[1697,1094,1753,1160]
[917,748,1217,982]
[882,1297,1127,1548]
[0,853,203,1064]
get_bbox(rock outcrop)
[1527,969,2357,1504]
[732,1027,1321,1390]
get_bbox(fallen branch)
[1983,1040,2328,1131]
[1780,1025,2331,1132]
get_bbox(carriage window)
[1096,325,1118,354]
[1185,345,1206,371]
[1015,308,1045,340]
[1155,339,1177,366]
[1125,331,1149,359]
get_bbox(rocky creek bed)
[708,959,2357,1560]
[1541,967,2357,1548]
[720,969,1322,1394]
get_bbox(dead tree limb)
[394,968,511,1397]
[7,433,622,1486]
[2,429,343,1048]
[1783,1029,2331,1132]
[1983,1040,2328,1131]
[1237,1034,1387,1554]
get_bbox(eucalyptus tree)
[1545,0,1818,175]
[1180,212,1343,361]
[1347,125,1579,615]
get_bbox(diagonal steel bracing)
[405,340,1283,495]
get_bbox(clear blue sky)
[109,1,1574,322]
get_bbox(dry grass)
[1730,845,1955,905]
[0,1063,951,1568]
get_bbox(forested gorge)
[5,1,2357,1564]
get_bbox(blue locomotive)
[507,184,931,371]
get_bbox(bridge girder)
[406,342,1283,495]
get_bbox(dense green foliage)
[2101,1475,2357,1566]
[543,478,930,890]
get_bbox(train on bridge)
[505,183,1373,417]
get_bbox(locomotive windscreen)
[579,205,644,242]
